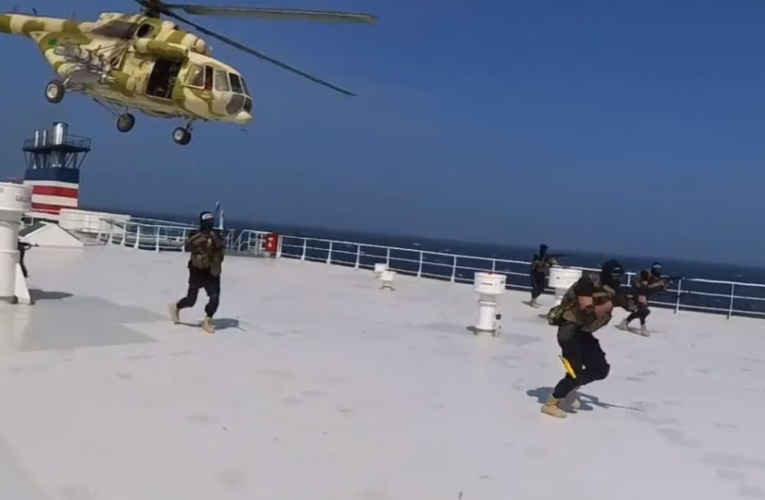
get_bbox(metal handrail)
[47,220,765,320]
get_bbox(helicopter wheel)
[172,126,191,146]
[116,113,135,133]
[44,80,65,104]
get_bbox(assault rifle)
[543,253,573,260]
[660,275,684,282]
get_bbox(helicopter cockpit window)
[229,73,244,94]
[240,77,250,96]
[214,70,230,92]
[185,64,205,87]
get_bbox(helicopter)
[0,1,376,145]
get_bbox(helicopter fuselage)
[0,12,253,125]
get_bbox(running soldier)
[618,262,672,336]
[528,244,557,307]
[542,259,636,418]
[168,211,225,334]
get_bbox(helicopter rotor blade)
[163,4,377,24]
[165,11,358,96]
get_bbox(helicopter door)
[146,58,183,100]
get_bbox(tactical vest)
[188,233,224,276]
[632,271,664,296]
[547,273,616,333]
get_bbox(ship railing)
[265,233,765,320]
[74,222,765,320]
[85,220,269,256]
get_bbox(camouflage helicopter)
[0,1,376,145]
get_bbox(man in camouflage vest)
[528,244,557,307]
[168,211,225,334]
[618,262,671,336]
[542,259,636,418]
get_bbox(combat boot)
[541,395,567,418]
[639,324,650,337]
[168,303,180,324]
[202,316,215,334]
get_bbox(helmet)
[650,262,662,278]
[600,259,624,288]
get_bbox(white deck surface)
[1,246,764,500]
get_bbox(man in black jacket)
[168,211,225,334]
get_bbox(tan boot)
[201,316,215,334]
[541,395,567,418]
[168,303,180,324]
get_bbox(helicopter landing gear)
[172,122,192,146]
[45,80,65,104]
[116,113,135,133]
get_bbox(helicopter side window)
[229,73,244,94]
[185,64,205,88]
[214,70,230,92]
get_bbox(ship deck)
[1,245,764,500]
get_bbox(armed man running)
[542,259,637,418]
[527,244,558,307]
[618,262,675,336]
[168,211,225,334]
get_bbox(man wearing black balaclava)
[168,211,225,334]
[619,262,672,336]
[528,244,557,307]
[541,259,638,418]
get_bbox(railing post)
[155,227,160,252]
[727,283,735,319]
[450,255,457,283]
[417,251,423,277]
[121,224,127,246]
[355,244,361,269]
[301,238,307,261]
[674,279,683,314]
[326,241,333,264]
[385,248,390,266]
[133,225,140,249]
[491,259,496,272]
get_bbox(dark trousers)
[552,323,611,399]
[626,302,650,325]
[177,268,221,318]
[530,272,545,299]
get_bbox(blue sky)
[0,0,763,264]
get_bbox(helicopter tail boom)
[0,13,86,36]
